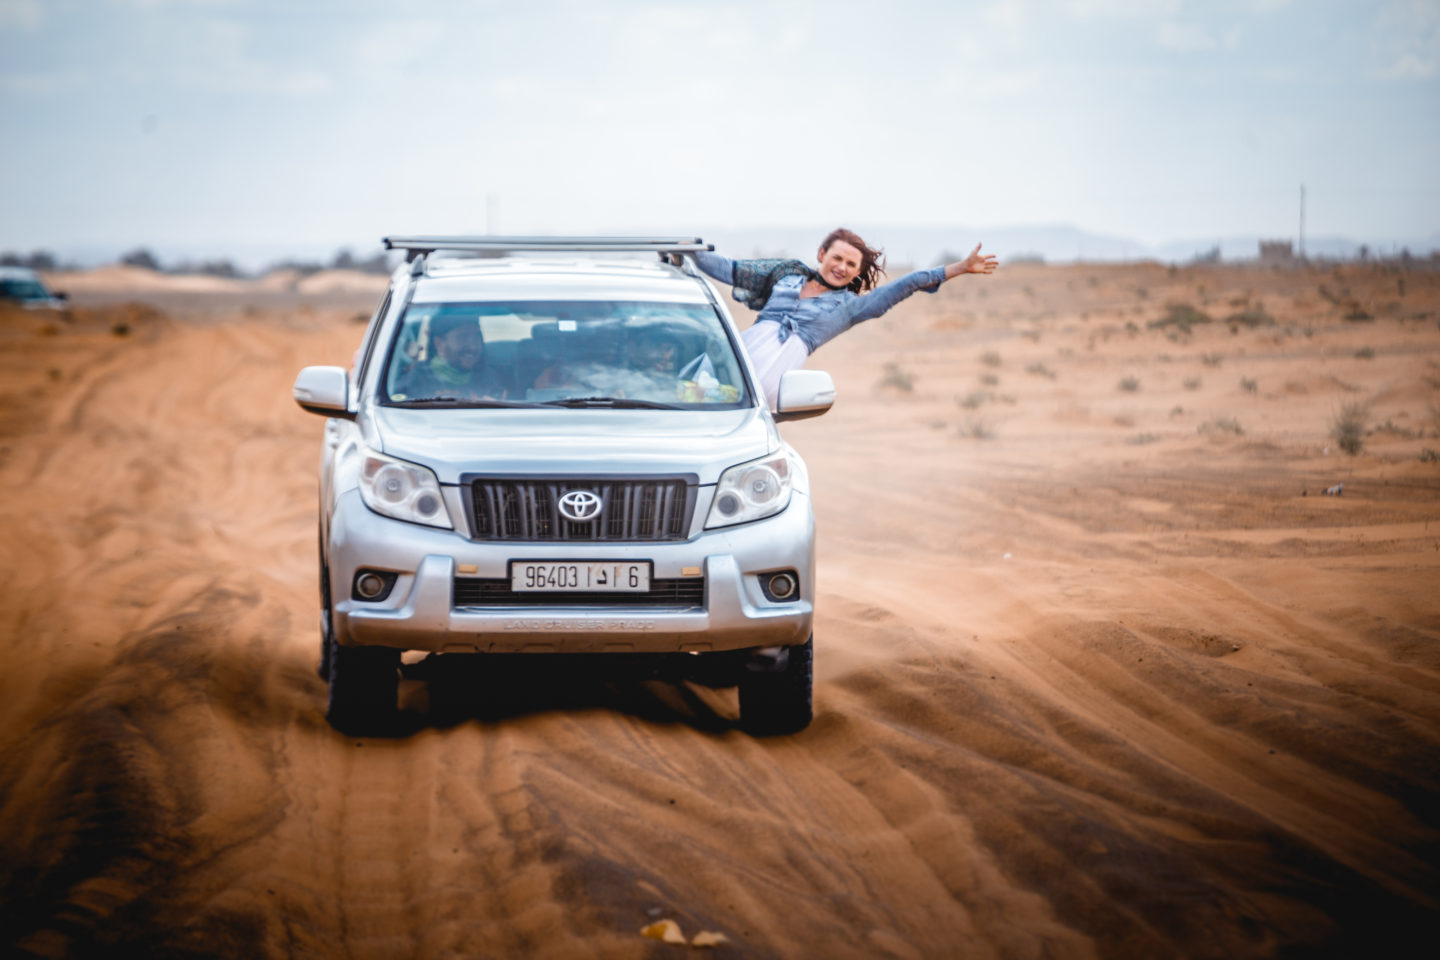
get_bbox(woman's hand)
[944,243,999,280]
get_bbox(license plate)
[510,561,651,592]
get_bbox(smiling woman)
[693,228,998,409]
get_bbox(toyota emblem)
[558,489,603,522]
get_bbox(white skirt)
[741,321,809,411]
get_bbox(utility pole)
[1298,183,1306,260]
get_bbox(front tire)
[739,637,813,735]
[326,634,400,736]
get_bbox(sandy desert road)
[2,265,1439,958]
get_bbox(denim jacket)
[694,250,947,354]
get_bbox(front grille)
[465,476,694,542]
[454,577,704,608]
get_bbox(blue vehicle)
[0,266,67,309]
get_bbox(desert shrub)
[877,362,914,392]
[1225,306,1275,328]
[1118,376,1141,392]
[958,391,986,410]
[1149,303,1212,332]
[1354,346,1374,359]
[1344,305,1373,322]
[980,350,1002,367]
[1170,405,1185,417]
[1125,433,1161,445]
[958,417,993,439]
[120,247,162,271]
[980,373,999,386]
[1420,448,1439,463]
[1183,376,1202,390]
[1025,362,1056,379]
[1331,402,1369,455]
[1240,377,1258,394]
[1201,353,1223,367]
[1372,419,1415,438]
[170,258,243,278]
[1199,418,1244,436]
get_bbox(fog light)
[765,572,797,601]
[355,572,387,599]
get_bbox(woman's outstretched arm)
[943,243,998,280]
[691,250,737,284]
[839,265,948,326]
[840,242,998,328]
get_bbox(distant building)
[1259,240,1294,264]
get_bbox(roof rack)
[382,235,714,260]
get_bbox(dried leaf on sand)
[640,919,687,944]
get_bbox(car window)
[1,279,53,301]
[381,300,751,409]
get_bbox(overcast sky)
[1,0,1437,263]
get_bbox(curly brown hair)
[820,227,887,293]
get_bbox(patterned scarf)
[728,258,819,312]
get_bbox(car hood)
[370,406,777,485]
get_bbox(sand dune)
[1,263,1437,958]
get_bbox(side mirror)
[293,365,354,419]
[773,369,835,422]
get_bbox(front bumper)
[328,487,814,654]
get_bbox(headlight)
[705,451,793,529]
[358,449,452,529]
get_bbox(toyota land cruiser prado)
[292,237,835,735]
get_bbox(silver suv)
[293,237,836,735]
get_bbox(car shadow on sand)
[381,652,743,736]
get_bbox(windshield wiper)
[388,397,538,408]
[539,396,680,410]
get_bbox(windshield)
[381,299,751,410]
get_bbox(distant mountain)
[703,223,1148,267]
[704,224,1440,266]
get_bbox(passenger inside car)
[401,314,512,401]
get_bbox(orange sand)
[1,262,1437,958]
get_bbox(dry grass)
[1149,303,1213,333]
[1199,417,1244,436]
[877,362,914,392]
[958,417,994,439]
[1225,306,1276,328]
[1331,401,1369,455]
